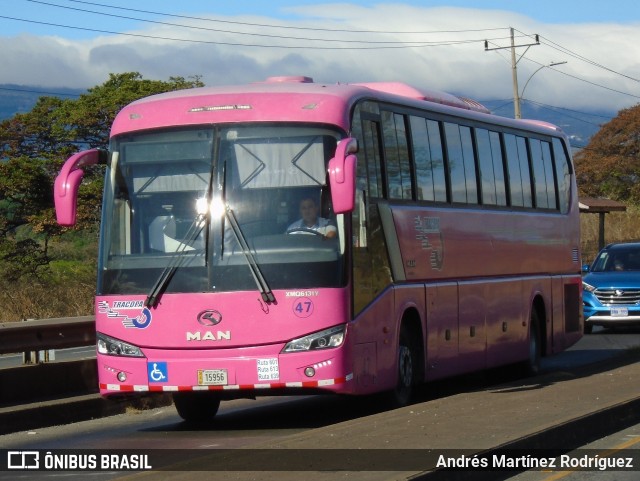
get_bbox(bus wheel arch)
[389,308,424,407]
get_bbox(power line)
[0,85,80,97]
[519,55,640,100]
[512,28,640,84]
[64,0,507,36]
[523,99,613,121]
[535,33,640,84]
[0,14,509,50]
[3,0,638,135]
[23,0,511,46]
[521,99,607,127]
[15,0,640,97]
[484,31,640,101]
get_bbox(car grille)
[594,288,640,305]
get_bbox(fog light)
[117,372,127,382]
[304,367,316,378]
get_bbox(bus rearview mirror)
[328,138,358,214]
[54,149,105,226]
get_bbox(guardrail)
[0,316,95,363]
[0,316,174,434]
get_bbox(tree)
[0,96,75,162]
[0,72,204,281]
[574,104,640,204]
[59,73,204,149]
[0,156,53,280]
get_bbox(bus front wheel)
[173,392,221,423]
[389,326,415,407]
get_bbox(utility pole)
[510,28,520,119]
[485,28,540,119]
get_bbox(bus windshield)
[98,125,346,296]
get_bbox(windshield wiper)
[225,206,276,304]
[145,214,206,308]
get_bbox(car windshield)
[591,246,640,272]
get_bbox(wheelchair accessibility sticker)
[148,362,168,383]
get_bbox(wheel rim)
[528,320,540,373]
[529,331,537,362]
[398,345,413,389]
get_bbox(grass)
[580,205,640,264]
[0,277,95,322]
[0,231,98,322]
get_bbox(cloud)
[0,34,94,88]
[0,4,638,112]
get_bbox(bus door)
[352,117,389,315]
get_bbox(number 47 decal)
[292,297,314,318]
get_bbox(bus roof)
[110,76,565,139]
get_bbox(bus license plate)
[611,307,628,317]
[197,369,228,386]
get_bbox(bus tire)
[522,309,542,376]
[389,325,415,407]
[173,392,220,423]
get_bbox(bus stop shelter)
[579,197,627,251]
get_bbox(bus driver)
[286,197,337,239]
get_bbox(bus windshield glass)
[99,125,345,296]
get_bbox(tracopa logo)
[197,310,222,326]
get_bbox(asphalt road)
[0,346,95,368]
[1,326,639,481]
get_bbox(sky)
[1,0,639,116]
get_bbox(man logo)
[197,310,222,326]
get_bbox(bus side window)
[552,138,572,214]
[410,116,447,203]
[476,128,507,206]
[444,123,477,204]
[504,134,527,207]
[382,111,412,200]
[530,139,557,209]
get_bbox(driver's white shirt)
[286,218,337,236]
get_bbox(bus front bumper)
[97,343,354,397]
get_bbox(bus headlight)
[282,325,346,353]
[97,332,144,357]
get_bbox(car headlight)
[582,281,596,293]
[282,325,346,353]
[97,332,144,357]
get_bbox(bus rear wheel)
[522,309,542,376]
[173,392,221,423]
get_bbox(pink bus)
[54,76,582,421]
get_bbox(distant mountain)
[0,84,84,120]
[0,84,614,150]
[481,99,615,151]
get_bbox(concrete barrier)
[0,359,98,404]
